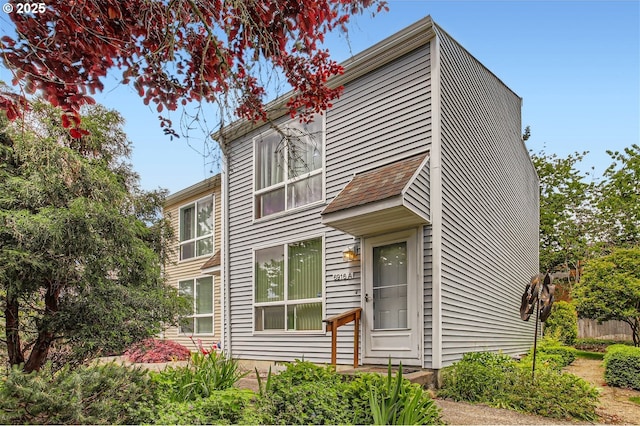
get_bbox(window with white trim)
[254,237,323,331]
[179,195,214,260]
[254,115,323,218]
[178,276,214,334]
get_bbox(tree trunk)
[23,283,60,373]
[628,318,639,347]
[5,291,25,366]
[23,334,54,372]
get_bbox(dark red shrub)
[123,338,191,363]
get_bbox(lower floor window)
[179,276,214,334]
[254,237,323,331]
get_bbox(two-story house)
[215,15,539,371]
[162,176,223,351]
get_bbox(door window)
[372,242,408,329]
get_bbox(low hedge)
[604,344,640,390]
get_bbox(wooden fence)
[578,319,633,341]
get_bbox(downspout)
[429,34,443,371]
[221,142,231,354]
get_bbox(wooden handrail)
[323,307,362,368]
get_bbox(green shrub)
[341,373,389,424]
[543,301,578,345]
[242,360,350,425]
[438,351,517,403]
[340,370,442,425]
[508,368,599,420]
[242,380,352,425]
[519,352,565,372]
[155,388,255,425]
[269,359,341,386]
[368,363,442,425]
[0,362,157,424]
[520,337,577,371]
[438,351,599,421]
[241,360,441,425]
[604,344,640,390]
[151,350,247,402]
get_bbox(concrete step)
[337,365,438,389]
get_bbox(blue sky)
[1,0,638,193]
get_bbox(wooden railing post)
[323,307,362,368]
[353,308,360,368]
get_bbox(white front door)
[363,229,421,365]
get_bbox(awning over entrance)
[321,152,430,236]
[200,250,221,275]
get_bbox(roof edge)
[330,15,435,89]
[321,194,405,220]
[214,16,436,142]
[432,22,521,101]
[165,174,221,206]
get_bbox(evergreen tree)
[0,102,188,372]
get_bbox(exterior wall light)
[342,239,360,262]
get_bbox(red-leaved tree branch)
[0,0,387,137]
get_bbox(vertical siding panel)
[435,27,539,366]
[227,44,433,365]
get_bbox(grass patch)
[575,350,604,360]
[629,396,640,406]
[575,339,634,353]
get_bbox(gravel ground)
[564,358,640,425]
[434,399,588,425]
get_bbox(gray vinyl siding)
[423,225,433,368]
[226,44,433,364]
[404,157,430,222]
[435,27,539,366]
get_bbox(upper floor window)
[179,195,214,260]
[254,115,324,218]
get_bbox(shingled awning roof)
[201,250,221,275]
[321,153,430,236]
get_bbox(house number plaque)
[333,272,354,281]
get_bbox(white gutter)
[221,148,230,353]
